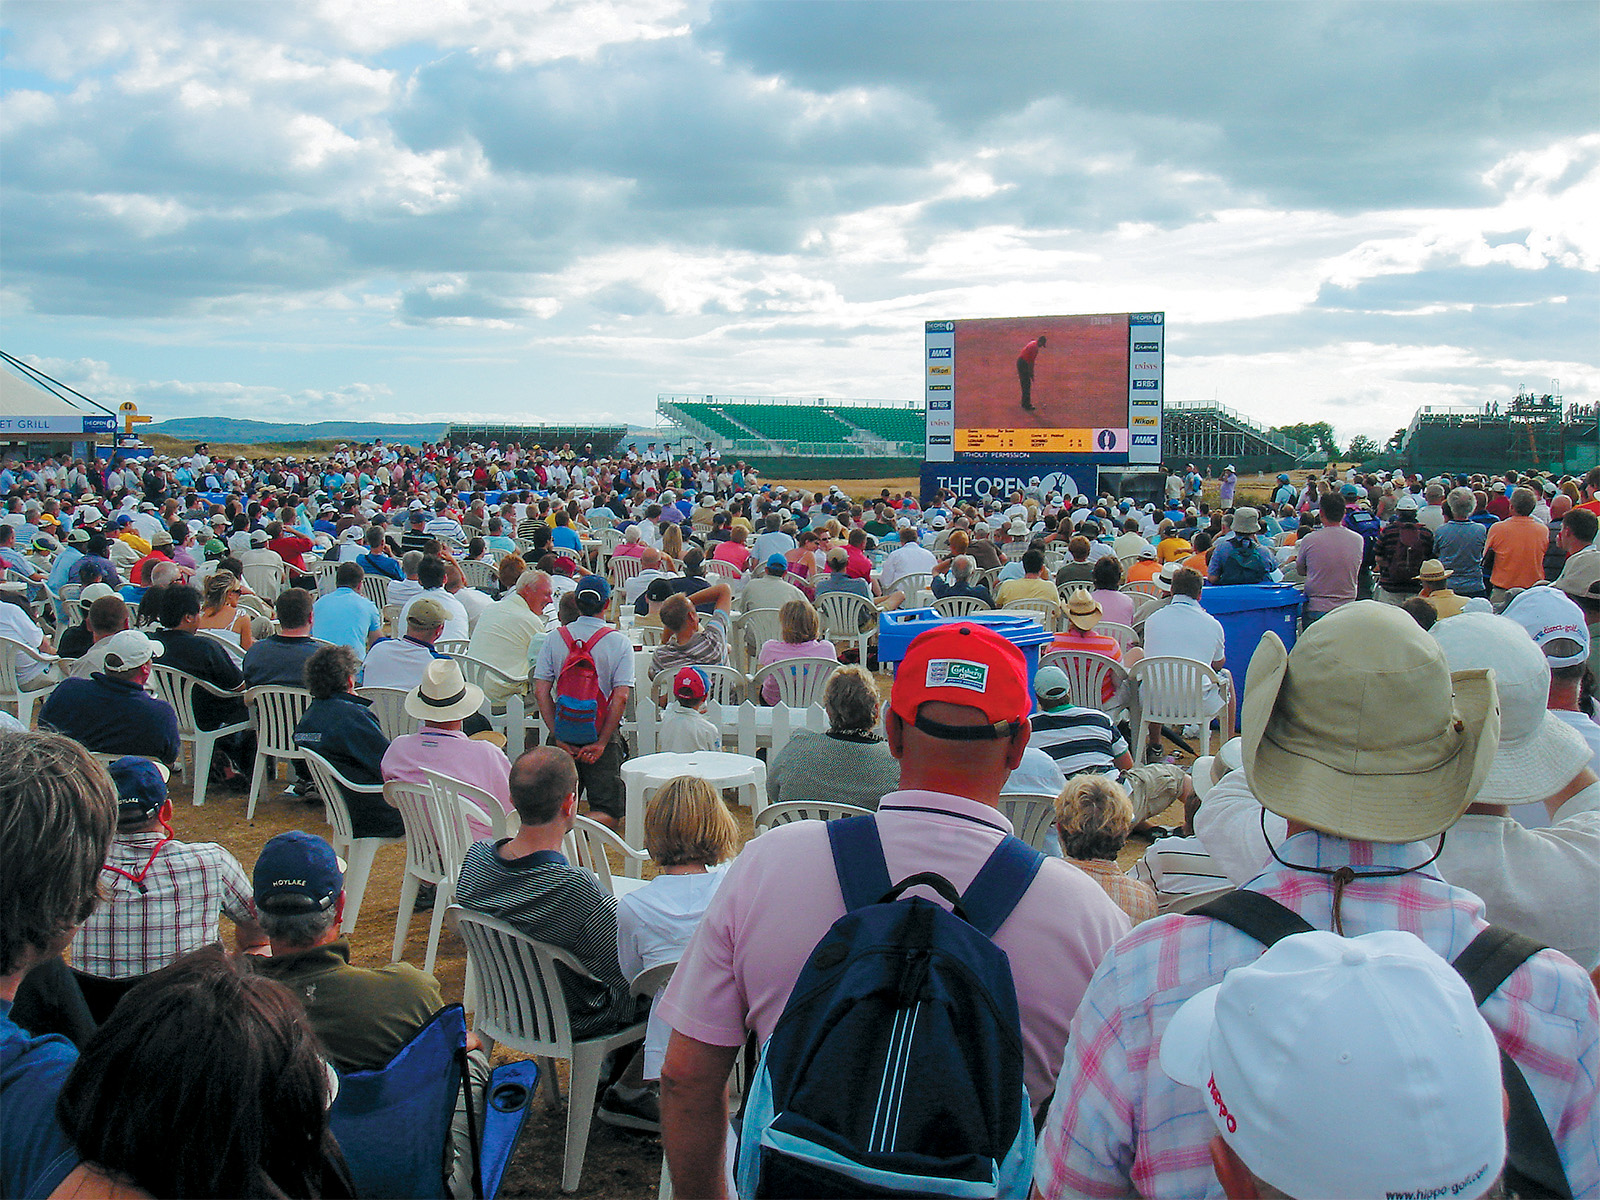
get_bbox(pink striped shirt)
[1034,830,1600,1199]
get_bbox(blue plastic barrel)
[877,609,1057,711]
[1199,584,1302,722]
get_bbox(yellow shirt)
[996,576,1061,607]
[1157,536,1191,564]
[117,530,152,556]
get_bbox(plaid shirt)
[1035,830,1600,1199]
[75,835,256,979]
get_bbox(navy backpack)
[736,816,1044,1198]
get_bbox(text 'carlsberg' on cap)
[890,622,1030,736]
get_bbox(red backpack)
[553,627,612,746]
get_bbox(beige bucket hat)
[1241,601,1499,843]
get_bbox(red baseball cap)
[672,666,709,705]
[890,622,1031,738]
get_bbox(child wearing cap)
[658,666,721,753]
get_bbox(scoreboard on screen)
[924,312,1164,465]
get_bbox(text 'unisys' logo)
[1207,1074,1237,1133]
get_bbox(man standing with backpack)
[532,574,634,831]
[658,623,1129,1197]
[1206,508,1279,586]
[1375,493,1434,603]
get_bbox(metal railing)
[1166,401,1309,458]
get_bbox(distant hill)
[147,418,451,445]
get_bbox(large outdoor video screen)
[924,312,1163,464]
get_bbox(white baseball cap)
[1159,929,1504,1200]
[1502,584,1591,668]
[100,630,164,672]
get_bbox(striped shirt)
[1034,830,1600,1199]
[1029,705,1128,777]
[455,841,635,1039]
[76,835,256,979]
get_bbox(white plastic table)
[619,750,768,871]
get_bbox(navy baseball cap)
[110,757,169,820]
[574,573,611,603]
[253,831,343,913]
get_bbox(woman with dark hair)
[53,948,353,1199]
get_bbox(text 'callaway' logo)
[926,659,988,692]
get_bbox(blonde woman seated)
[1055,775,1158,925]
[617,776,738,1087]
[195,570,254,662]
[765,665,899,811]
[755,598,838,705]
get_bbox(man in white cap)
[37,629,180,765]
[1035,602,1600,1200]
[1504,584,1600,774]
[1429,613,1600,968]
[1160,929,1506,1200]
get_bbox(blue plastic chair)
[328,1004,467,1199]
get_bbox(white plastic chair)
[1038,650,1134,724]
[356,686,419,742]
[1058,579,1095,600]
[560,815,651,898]
[300,748,402,935]
[890,571,932,604]
[704,559,742,585]
[451,908,648,1194]
[813,591,875,664]
[996,794,1059,853]
[1129,655,1237,761]
[360,574,390,609]
[435,638,471,657]
[244,686,314,821]
[1002,598,1061,631]
[241,561,286,602]
[148,665,251,808]
[0,636,61,723]
[447,653,528,753]
[753,799,873,834]
[309,560,342,595]
[1121,579,1166,600]
[648,664,747,708]
[387,774,504,974]
[1099,621,1141,655]
[733,608,784,672]
[460,560,497,590]
[930,594,990,618]
[749,656,839,707]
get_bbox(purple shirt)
[1296,523,1365,612]
[754,637,838,704]
[659,789,1130,1108]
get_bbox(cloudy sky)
[2,0,1596,443]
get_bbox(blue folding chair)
[329,1004,469,1200]
[479,1060,540,1200]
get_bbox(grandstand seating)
[731,406,854,443]
[839,406,925,444]
[670,403,757,441]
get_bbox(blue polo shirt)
[312,587,382,660]
[1,1001,79,1198]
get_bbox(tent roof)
[0,364,92,417]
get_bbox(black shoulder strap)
[1452,927,1572,1200]
[1189,889,1315,946]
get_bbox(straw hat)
[1430,613,1591,806]
[1066,590,1104,631]
[1416,559,1452,585]
[405,659,485,724]
[1241,602,1499,843]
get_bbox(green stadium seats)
[835,406,925,443]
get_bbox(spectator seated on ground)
[649,581,734,680]
[1126,742,1235,905]
[755,598,837,704]
[38,630,181,766]
[455,746,654,1131]
[293,645,402,839]
[1054,774,1158,925]
[0,731,117,1200]
[62,591,129,678]
[76,757,267,980]
[241,586,319,687]
[659,666,722,753]
[617,775,738,1090]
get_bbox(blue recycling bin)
[877,609,1057,712]
[1199,584,1302,724]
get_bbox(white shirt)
[358,636,442,692]
[878,542,937,592]
[659,704,722,754]
[1003,747,1066,798]
[0,603,48,683]
[453,586,492,633]
[616,867,728,1078]
[400,589,470,644]
[466,592,546,700]
[1141,595,1228,713]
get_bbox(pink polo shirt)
[658,789,1130,1108]
[380,729,513,841]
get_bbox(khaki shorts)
[1122,762,1187,824]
